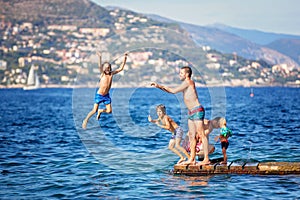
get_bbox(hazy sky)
[92,0,300,36]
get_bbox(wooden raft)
[173,160,300,175]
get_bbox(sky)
[92,0,300,36]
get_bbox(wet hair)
[212,117,226,128]
[156,104,166,114]
[102,62,111,69]
[181,66,192,78]
[219,118,226,127]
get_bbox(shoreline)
[0,83,299,89]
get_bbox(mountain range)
[0,0,299,87]
[147,14,300,67]
[0,0,114,28]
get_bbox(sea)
[1,87,299,199]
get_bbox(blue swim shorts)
[94,91,111,105]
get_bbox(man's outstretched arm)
[151,81,188,94]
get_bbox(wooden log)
[173,161,300,175]
[200,164,215,174]
[258,162,300,174]
[187,164,201,172]
[215,162,230,174]
[228,161,244,174]
[243,162,260,174]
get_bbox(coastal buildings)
[0,9,299,88]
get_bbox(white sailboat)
[23,65,40,90]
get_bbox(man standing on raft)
[151,66,209,165]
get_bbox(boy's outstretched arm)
[148,115,153,123]
[113,52,128,74]
[148,115,158,123]
[97,51,103,73]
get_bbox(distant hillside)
[0,0,114,27]
[210,23,300,45]
[147,14,299,68]
[266,38,300,65]
[0,1,299,87]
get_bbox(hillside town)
[0,8,299,88]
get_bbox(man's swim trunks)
[188,105,205,120]
[221,141,229,150]
[94,90,111,105]
[171,126,184,140]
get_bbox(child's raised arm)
[97,51,103,73]
[113,52,128,75]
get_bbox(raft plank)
[243,162,260,174]
[200,164,215,172]
[187,164,201,172]
[173,161,300,175]
[228,161,243,173]
[215,162,230,173]
[258,162,300,174]
[174,164,187,170]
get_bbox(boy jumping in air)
[82,52,128,129]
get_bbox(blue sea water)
[1,87,300,199]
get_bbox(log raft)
[173,160,300,175]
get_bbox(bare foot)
[181,159,196,165]
[196,160,211,166]
[82,120,87,129]
[96,111,102,120]
[177,158,186,164]
[220,161,227,164]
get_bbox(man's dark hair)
[181,66,192,78]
